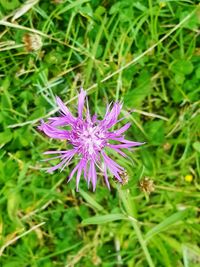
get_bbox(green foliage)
[82,213,127,225]
[0,0,199,266]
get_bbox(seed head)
[139,177,155,194]
[23,33,43,52]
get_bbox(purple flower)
[38,89,143,191]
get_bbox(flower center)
[80,125,105,155]
[71,122,106,157]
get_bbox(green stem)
[118,187,155,267]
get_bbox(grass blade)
[82,213,127,225]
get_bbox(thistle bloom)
[38,89,143,191]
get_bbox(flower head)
[23,33,43,52]
[38,89,143,191]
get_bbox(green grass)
[0,0,200,266]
